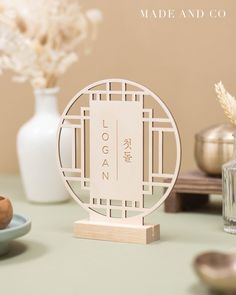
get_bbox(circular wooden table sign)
[57,79,181,244]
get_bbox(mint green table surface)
[0,175,235,295]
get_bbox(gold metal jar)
[194,123,236,176]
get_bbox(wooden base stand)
[165,170,222,213]
[74,220,160,244]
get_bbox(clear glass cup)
[222,133,236,234]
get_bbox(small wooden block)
[165,170,222,213]
[173,170,222,194]
[74,220,160,244]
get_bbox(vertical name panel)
[90,100,143,202]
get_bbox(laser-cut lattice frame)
[57,79,181,225]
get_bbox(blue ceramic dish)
[0,214,31,255]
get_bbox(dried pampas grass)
[215,81,236,125]
[0,0,102,89]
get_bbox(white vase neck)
[34,88,59,115]
[233,133,236,158]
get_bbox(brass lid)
[195,123,236,144]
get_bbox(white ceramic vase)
[17,87,71,203]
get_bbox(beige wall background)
[0,0,235,173]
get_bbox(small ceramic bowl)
[0,196,13,229]
[194,251,236,292]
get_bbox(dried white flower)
[86,9,103,24]
[0,0,102,89]
[215,81,236,125]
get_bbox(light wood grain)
[74,220,160,244]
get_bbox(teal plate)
[0,214,31,256]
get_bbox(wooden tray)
[164,170,222,213]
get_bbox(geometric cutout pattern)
[57,79,181,225]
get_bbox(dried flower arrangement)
[0,0,102,89]
[215,81,236,125]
